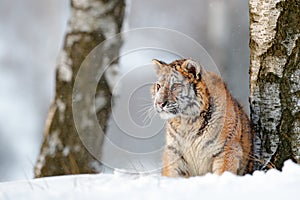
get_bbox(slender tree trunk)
[249,0,300,170]
[34,0,125,178]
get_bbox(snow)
[0,160,299,200]
[95,92,107,112]
[104,64,120,93]
[34,130,63,178]
[56,98,66,122]
[47,131,63,156]
[62,146,70,157]
[57,51,73,82]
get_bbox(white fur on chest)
[166,121,223,176]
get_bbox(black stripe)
[168,127,178,143]
[193,84,197,94]
[204,128,219,147]
[194,97,215,138]
[166,145,187,164]
[212,148,223,158]
[175,168,190,177]
[167,145,181,156]
[168,129,176,138]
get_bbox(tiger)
[151,58,253,177]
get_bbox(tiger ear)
[182,59,202,80]
[152,59,167,75]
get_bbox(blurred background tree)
[34,0,125,177]
[249,0,300,170]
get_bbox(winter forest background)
[0,0,250,181]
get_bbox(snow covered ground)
[0,160,299,200]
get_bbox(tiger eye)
[171,83,181,91]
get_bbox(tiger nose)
[157,101,168,109]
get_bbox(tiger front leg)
[162,146,190,177]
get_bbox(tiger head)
[151,59,210,120]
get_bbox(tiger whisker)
[143,107,155,124]
[137,105,153,114]
[144,106,158,125]
[137,102,153,107]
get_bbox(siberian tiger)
[151,59,253,177]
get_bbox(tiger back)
[151,59,253,176]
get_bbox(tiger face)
[151,59,209,120]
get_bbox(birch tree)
[34,0,125,177]
[249,0,300,170]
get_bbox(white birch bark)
[249,0,300,169]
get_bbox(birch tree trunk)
[34,0,125,177]
[249,0,300,170]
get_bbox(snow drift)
[0,160,299,200]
